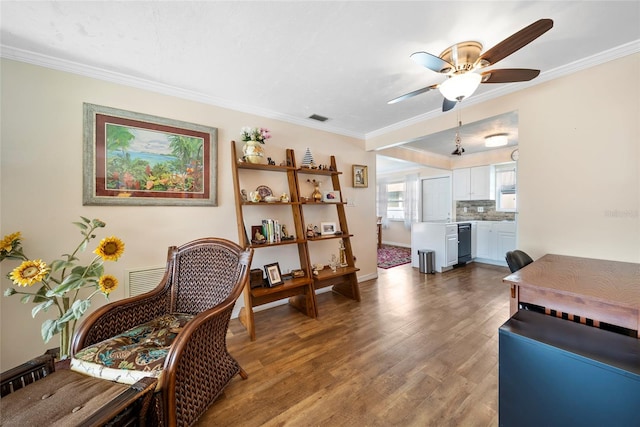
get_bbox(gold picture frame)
[352,164,368,188]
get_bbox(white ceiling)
[1,1,639,154]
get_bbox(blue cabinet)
[499,310,640,427]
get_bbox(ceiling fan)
[388,19,553,112]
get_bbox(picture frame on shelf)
[251,225,266,243]
[322,190,341,203]
[82,103,217,206]
[352,164,368,188]
[321,222,338,235]
[264,262,284,287]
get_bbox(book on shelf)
[261,219,281,243]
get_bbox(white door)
[421,176,451,221]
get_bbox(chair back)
[168,237,252,314]
[505,250,534,273]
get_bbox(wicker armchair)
[71,237,253,427]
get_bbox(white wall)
[0,59,377,370]
[369,53,640,263]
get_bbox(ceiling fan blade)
[410,52,453,73]
[481,68,540,83]
[477,19,553,67]
[388,84,438,105]
[442,98,457,112]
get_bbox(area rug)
[377,245,411,269]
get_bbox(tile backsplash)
[455,200,516,222]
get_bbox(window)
[495,163,517,212]
[386,181,405,220]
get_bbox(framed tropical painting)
[83,103,217,206]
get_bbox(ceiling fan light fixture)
[484,133,509,147]
[439,72,481,101]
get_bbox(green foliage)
[1,217,123,357]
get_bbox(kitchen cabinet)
[476,222,493,259]
[453,165,495,201]
[453,168,470,201]
[474,221,516,265]
[496,228,516,261]
[411,222,458,273]
[446,227,458,266]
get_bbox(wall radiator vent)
[125,266,165,297]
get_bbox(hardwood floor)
[196,262,511,426]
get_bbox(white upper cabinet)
[453,165,495,201]
[452,168,471,201]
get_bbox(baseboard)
[357,272,378,282]
[381,241,410,248]
[473,258,508,267]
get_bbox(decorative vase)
[312,185,322,202]
[243,140,264,164]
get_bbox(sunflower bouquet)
[1,217,125,359]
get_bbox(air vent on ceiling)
[308,114,328,122]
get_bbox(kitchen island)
[411,222,458,272]
[411,220,516,272]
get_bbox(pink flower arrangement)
[240,127,271,144]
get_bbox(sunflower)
[10,259,50,287]
[98,274,118,294]
[94,236,125,261]
[0,232,21,254]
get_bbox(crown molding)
[0,45,364,140]
[3,40,639,142]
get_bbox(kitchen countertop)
[421,220,515,224]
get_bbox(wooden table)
[503,254,640,335]
[1,351,157,426]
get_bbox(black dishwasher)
[457,223,472,264]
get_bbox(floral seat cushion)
[71,313,194,387]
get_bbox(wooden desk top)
[503,254,640,309]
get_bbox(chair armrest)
[162,304,237,424]
[158,275,247,425]
[72,285,171,353]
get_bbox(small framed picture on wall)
[353,164,368,188]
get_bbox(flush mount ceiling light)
[439,72,482,102]
[484,133,509,147]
